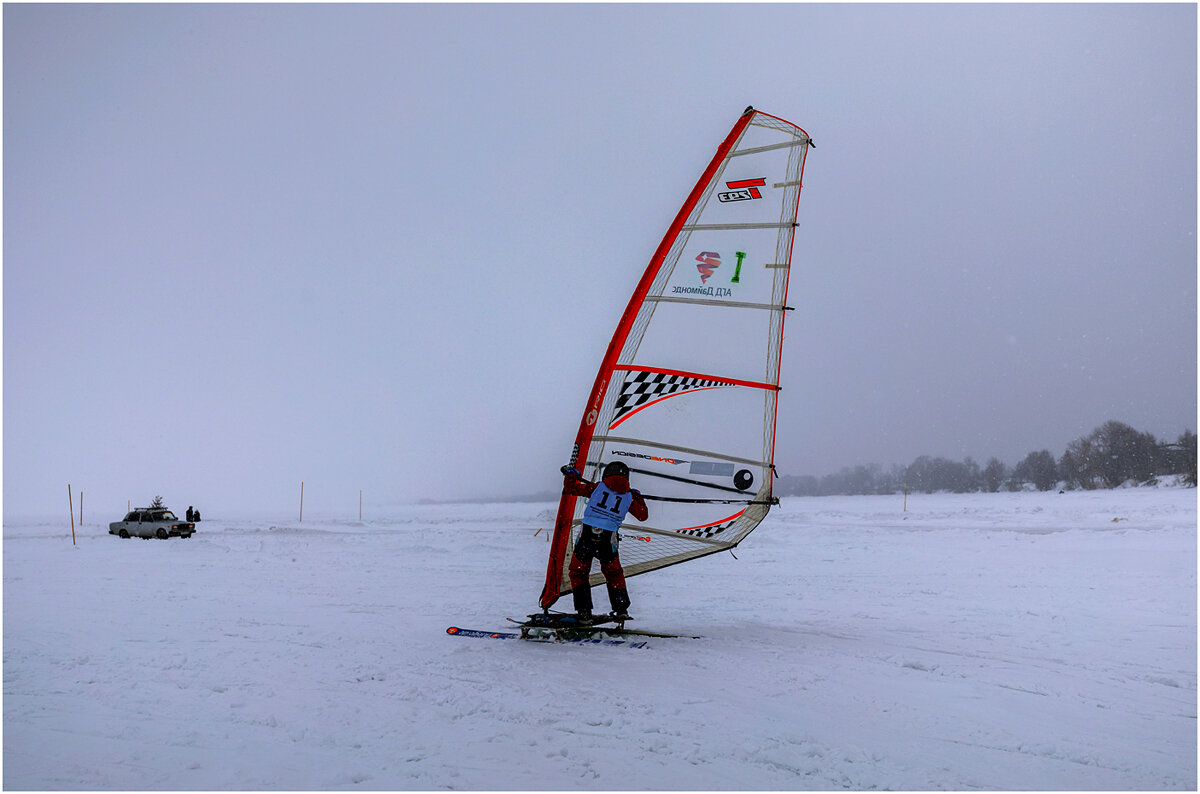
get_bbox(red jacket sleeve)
[562,475,596,499]
[628,491,649,522]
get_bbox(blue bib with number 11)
[582,482,630,532]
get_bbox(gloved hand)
[561,466,580,478]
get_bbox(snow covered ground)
[4,486,1195,789]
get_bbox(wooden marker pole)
[300,481,304,523]
[80,491,83,526]
[68,484,76,545]
[359,490,363,521]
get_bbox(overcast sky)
[4,3,1196,518]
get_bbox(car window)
[124,512,137,522]
[153,511,178,521]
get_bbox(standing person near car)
[559,461,649,622]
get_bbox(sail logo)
[689,250,747,290]
[695,251,720,283]
[717,177,766,202]
[612,449,687,466]
[585,376,608,426]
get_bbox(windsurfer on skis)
[560,461,649,623]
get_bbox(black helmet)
[602,461,630,480]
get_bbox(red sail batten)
[539,109,757,608]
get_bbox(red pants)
[568,525,630,614]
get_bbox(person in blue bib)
[560,460,649,622]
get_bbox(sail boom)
[623,465,763,496]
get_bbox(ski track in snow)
[4,488,1195,789]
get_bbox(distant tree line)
[778,420,1197,497]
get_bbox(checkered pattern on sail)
[612,371,725,427]
[678,516,740,539]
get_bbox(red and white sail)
[540,107,812,608]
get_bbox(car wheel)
[156,528,169,540]
[119,529,130,539]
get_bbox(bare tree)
[1014,450,1058,491]
[982,458,1008,492]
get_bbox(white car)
[109,508,195,540]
